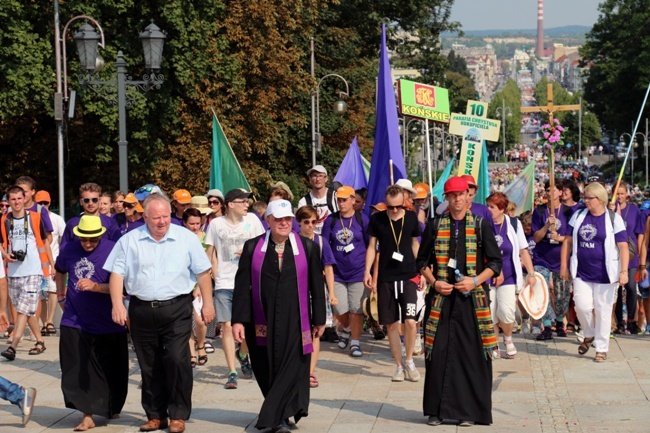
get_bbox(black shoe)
[555,323,567,337]
[427,416,442,426]
[272,420,291,433]
[1,346,16,361]
[236,347,253,379]
[536,328,553,341]
[627,322,643,335]
[613,325,630,335]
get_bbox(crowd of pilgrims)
[0,168,645,430]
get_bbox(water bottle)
[454,269,470,297]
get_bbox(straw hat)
[517,272,549,320]
[72,215,106,238]
[363,291,379,322]
[190,196,212,215]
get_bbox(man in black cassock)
[232,199,326,433]
[417,177,502,427]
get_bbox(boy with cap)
[298,165,338,235]
[171,190,192,226]
[461,174,493,222]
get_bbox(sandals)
[197,346,208,366]
[338,331,350,349]
[309,374,319,388]
[350,344,363,357]
[190,356,197,368]
[504,339,517,359]
[594,352,607,362]
[45,323,56,336]
[1,346,16,361]
[28,341,46,355]
[578,337,594,355]
[204,341,215,354]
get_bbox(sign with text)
[449,101,501,180]
[397,79,450,123]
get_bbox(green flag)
[504,161,536,216]
[431,157,456,201]
[475,141,490,205]
[210,110,250,192]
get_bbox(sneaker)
[532,326,542,336]
[19,387,37,425]
[391,366,405,382]
[427,416,442,426]
[555,323,567,337]
[413,334,423,356]
[628,322,643,335]
[644,324,650,335]
[236,348,253,379]
[404,362,420,382]
[536,328,553,341]
[225,372,238,389]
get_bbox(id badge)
[448,258,457,268]
[392,251,404,262]
[344,244,355,253]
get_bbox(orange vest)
[1,210,51,277]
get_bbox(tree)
[581,0,650,133]
[487,79,521,152]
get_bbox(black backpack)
[304,188,336,214]
[329,211,364,231]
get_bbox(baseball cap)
[395,179,417,196]
[306,165,328,176]
[444,177,469,194]
[172,189,192,204]
[35,191,51,203]
[224,188,253,203]
[370,202,387,212]
[587,175,605,184]
[460,174,477,188]
[134,184,162,201]
[270,181,294,201]
[265,199,294,219]
[124,193,138,204]
[336,185,355,199]
[414,184,428,200]
[205,189,224,200]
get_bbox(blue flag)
[475,141,490,205]
[334,137,368,190]
[365,24,406,214]
[431,157,456,201]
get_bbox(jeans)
[0,375,24,406]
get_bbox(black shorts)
[377,279,419,325]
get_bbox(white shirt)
[48,211,66,261]
[297,191,338,235]
[205,213,265,290]
[6,215,44,277]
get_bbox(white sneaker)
[532,326,542,336]
[391,366,405,382]
[20,387,36,425]
[645,324,650,335]
[413,334,423,356]
[404,362,420,382]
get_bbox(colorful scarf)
[251,232,314,355]
[424,212,498,360]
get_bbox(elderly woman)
[55,215,128,431]
[486,192,536,358]
[561,182,629,362]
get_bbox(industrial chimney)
[536,0,544,57]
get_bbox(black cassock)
[233,234,325,430]
[417,214,502,425]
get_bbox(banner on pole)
[397,79,450,123]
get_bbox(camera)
[11,250,26,261]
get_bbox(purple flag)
[334,136,368,190]
[365,24,406,214]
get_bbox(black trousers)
[129,294,193,420]
[615,268,638,326]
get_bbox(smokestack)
[536,0,544,57]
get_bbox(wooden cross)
[520,83,580,222]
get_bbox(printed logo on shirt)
[494,234,503,248]
[579,224,597,248]
[554,219,563,231]
[335,228,354,250]
[528,239,536,251]
[74,257,96,286]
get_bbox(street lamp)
[399,117,424,164]
[495,99,512,161]
[310,38,349,166]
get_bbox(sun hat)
[517,272,549,320]
[205,189,224,200]
[395,179,417,196]
[336,185,355,199]
[270,181,294,201]
[172,189,192,204]
[134,184,162,201]
[265,199,294,219]
[35,191,51,203]
[306,165,328,176]
[72,215,106,238]
[363,291,379,322]
[444,177,469,194]
[190,196,212,215]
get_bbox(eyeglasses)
[310,174,327,179]
[208,199,221,205]
[123,203,135,209]
[300,219,318,225]
[79,237,101,244]
[583,196,598,201]
[386,204,404,211]
[82,197,99,204]
[231,199,249,204]
[37,201,50,206]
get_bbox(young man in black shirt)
[364,185,422,382]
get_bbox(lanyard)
[389,214,405,250]
[339,214,354,241]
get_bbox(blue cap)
[134,184,162,201]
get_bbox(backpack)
[304,188,336,214]
[329,211,364,231]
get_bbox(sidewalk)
[1,331,649,432]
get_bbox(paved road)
[1,330,649,432]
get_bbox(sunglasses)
[123,203,135,209]
[386,204,404,211]
[136,186,154,193]
[79,237,101,244]
[37,201,50,206]
[208,199,221,205]
[300,219,318,225]
[82,198,99,204]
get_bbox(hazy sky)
[450,0,602,31]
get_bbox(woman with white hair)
[560,182,629,362]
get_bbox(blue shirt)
[103,223,211,301]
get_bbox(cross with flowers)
[520,83,580,214]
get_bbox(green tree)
[487,79,521,153]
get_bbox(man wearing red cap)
[417,176,502,427]
[460,174,493,223]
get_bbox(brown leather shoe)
[140,418,169,432]
[169,419,185,433]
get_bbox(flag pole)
[389,159,394,185]
[611,81,650,203]
[425,120,434,212]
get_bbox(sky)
[450,0,602,31]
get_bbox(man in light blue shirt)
[105,194,214,433]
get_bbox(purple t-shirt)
[526,234,536,264]
[61,213,120,248]
[171,214,184,226]
[570,213,627,284]
[531,204,572,272]
[322,212,369,283]
[617,203,644,268]
[113,213,145,237]
[314,233,336,267]
[492,220,515,285]
[470,202,493,223]
[26,203,53,233]
[55,239,125,334]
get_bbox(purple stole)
[251,232,314,355]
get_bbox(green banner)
[397,79,450,123]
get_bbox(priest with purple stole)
[232,199,326,433]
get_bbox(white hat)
[265,199,295,219]
[306,165,328,176]
[395,179,417,196]
[518,272,549,320]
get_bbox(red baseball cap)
[460,174,477,188]
[444,177,469,194]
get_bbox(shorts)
[332,282,366,316]
[489,284,517,325]
[215,289,233,323]
[8,275,41,316]
[39,276,57,300]
[640,285,650,300]
[377,279,419,325]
